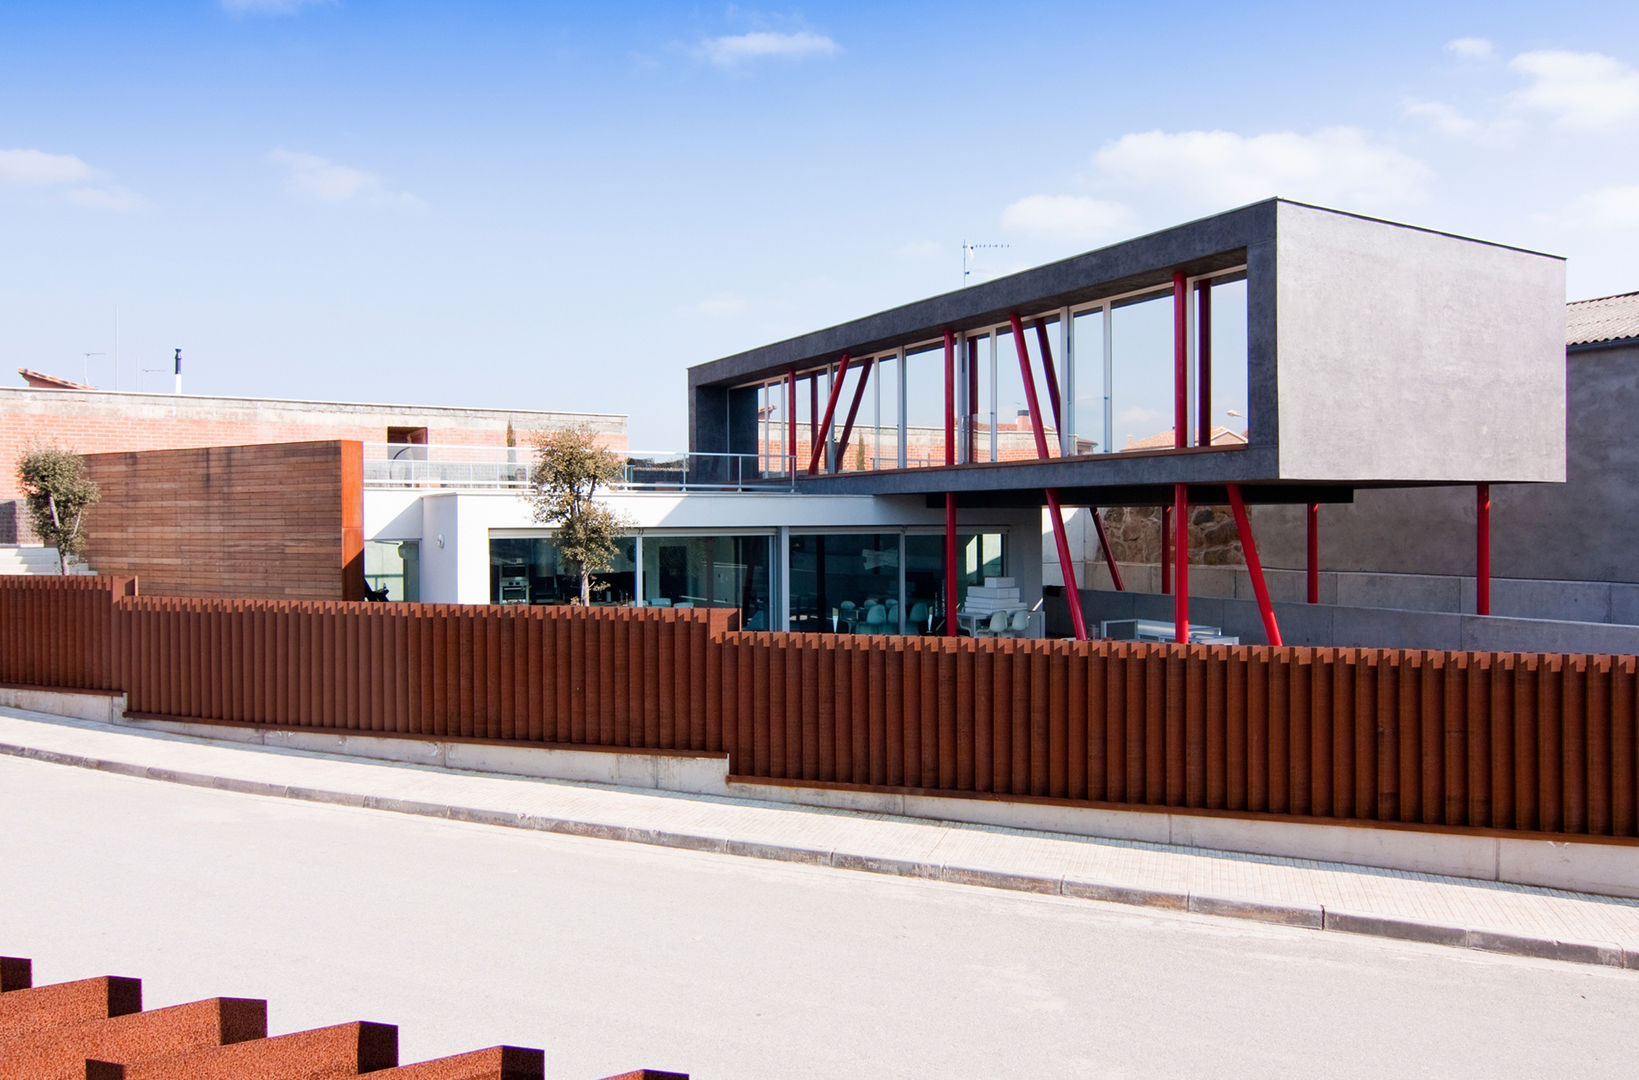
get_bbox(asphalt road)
[4,754,1637,1079]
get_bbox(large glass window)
[364,540,419,602]
[790,530,1006,635]
[788,532,899,634]
[905,532,1006,632]
[489,536,637,605]
[640,534,772,629]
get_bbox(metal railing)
[363,445,795,493]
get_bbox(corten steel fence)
[111,598,737,751]
[0,575,134,691]
[2,576,1636,840]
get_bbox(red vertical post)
[1477,483,1491,616]
[1173,484,1189,643]
[943,330,956,467]
[1306,502,1319,604]
[1197,281,1212,447]
[966,337,979,462]
[786,367,797,475]
[1227,485,1282,646]
[945,330,957,636]
[1161,504,1172,593]
[1173,270,1188,449]
[945,494,958,638]
[807,355,852,475]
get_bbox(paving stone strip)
[2,705,1637,972]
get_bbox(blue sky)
[4,1,1638,445]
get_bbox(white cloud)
[1117,406,1162,425]
[1509,50,1639,129]
[1001,195,1135,242]
[696,30,838,68]
[682,292,750,317]
[0,148,95,186]
[1404,99,1478,137]
[1092,127,1431,208]
[221,0,333,14]
[0,147,141,210]
[63,186,144,211]
[1445,37,1494,59]
[268,149,424,209]
[1569,184,1639,228]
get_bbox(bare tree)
[527,427,628,604]
[17,448,100,575]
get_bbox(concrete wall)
[1251,340,1637,587]
[1051,586,1639,653]
[82,440,365,600]
[1272,202,1565,483]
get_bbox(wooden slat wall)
[4,576,1636,840]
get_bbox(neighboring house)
[0,377,624,544]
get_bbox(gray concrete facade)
[688,199,1566,501]
[1248,338,1639,589]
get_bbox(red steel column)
[1173,271,1188,449]
[1197,281,1212,447]
[810,374,819,458]
[945,494,958,637]
[807,355,852,475]
[1173,484,1189,643]
[1008,313,1088,640]
[966,337,979,462]
[1227,485,1282,646]
[1306,502,1319,604]
[786,367,797,475]
[1477,483,1491,616]
[944,330,958,636]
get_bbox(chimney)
[173,348,182,395]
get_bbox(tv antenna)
[82,352,105,387]
[961,240,1009,286]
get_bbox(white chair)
[975,610,1008,637]
[1006,609,1032,638]
[857,603,889,633]
[908,601,930,632]
[672,600,694,609]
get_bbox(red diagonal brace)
[1091,509,1124,590]
[807,354,852,475]
[1010,312,1087,640]
[1227,484,1282,646]
[1032,318,1064,438]
[834,357,876,472]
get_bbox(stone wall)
[1100,504,1245,566]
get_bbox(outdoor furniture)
[1006,610,1032,638]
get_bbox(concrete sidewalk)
[2,703,1637,971]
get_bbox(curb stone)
[0,737,1634,972]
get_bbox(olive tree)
[17,448,100,575]
[527,427,628,604]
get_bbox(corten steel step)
[0,995,266,1080]
[0,956,683,1080]
[0,973,142,1038]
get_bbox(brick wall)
[0,387,626,501]
[80,441,365,601]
